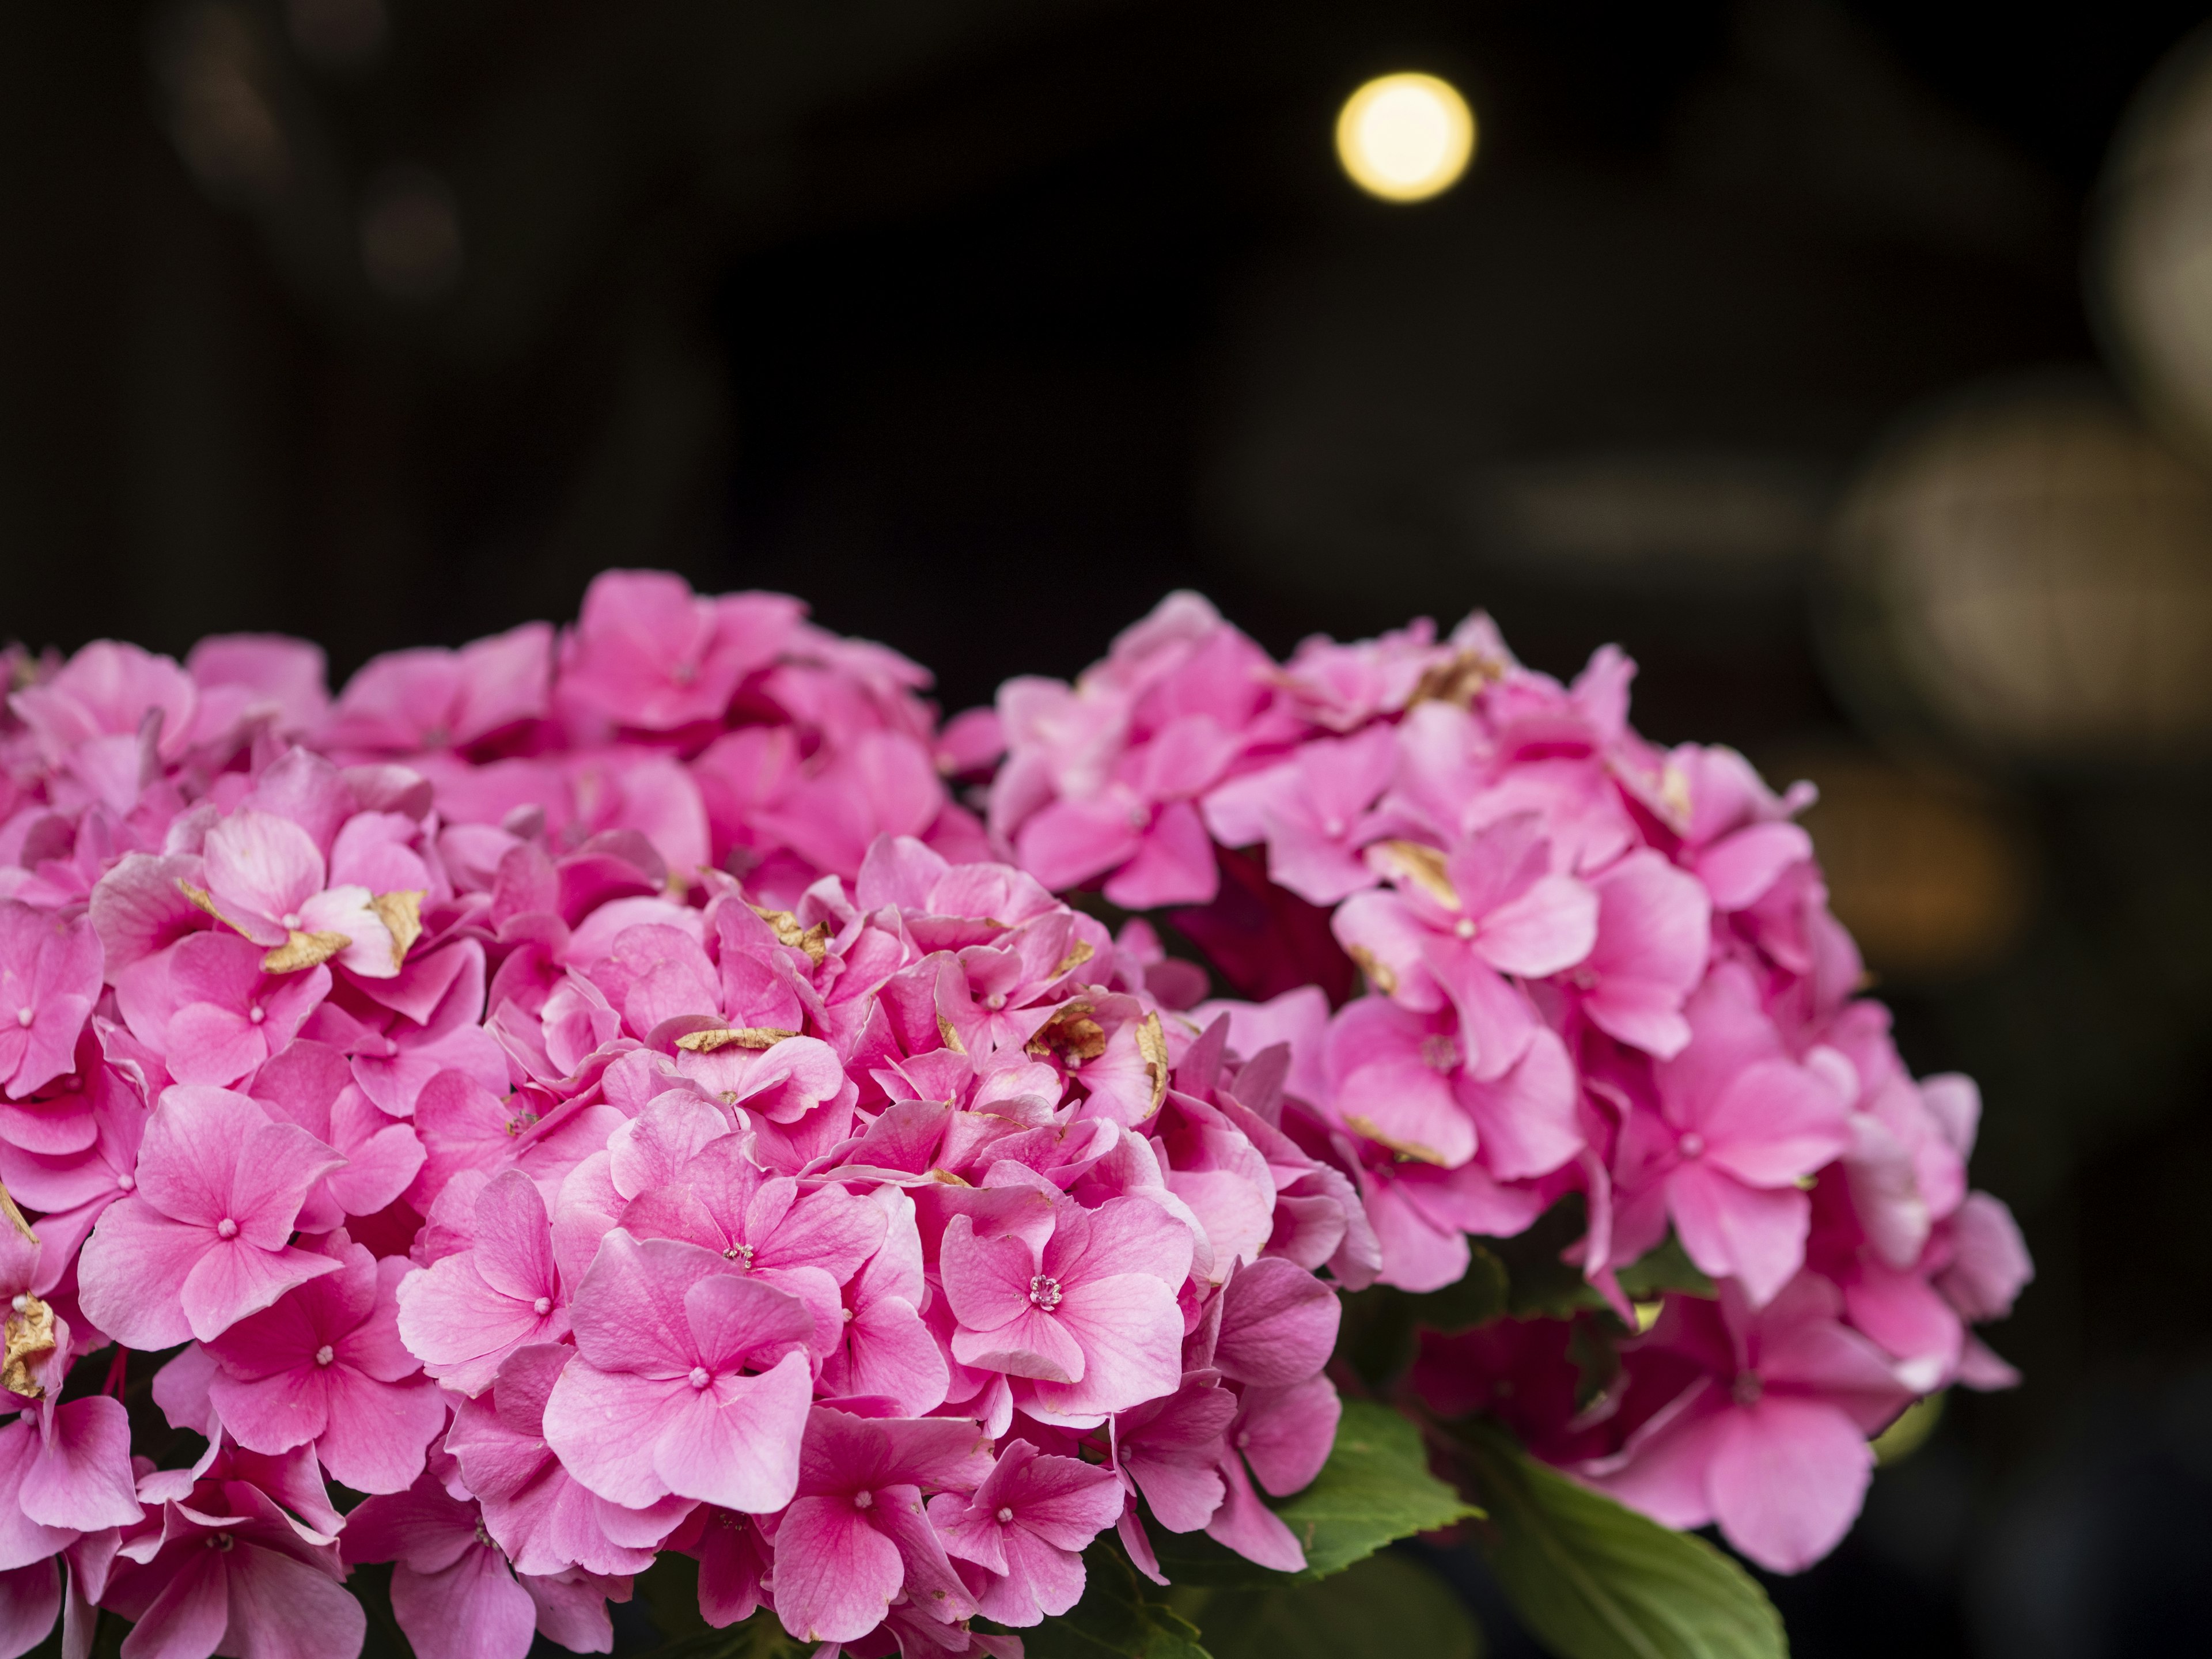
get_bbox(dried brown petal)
[264,929,350,974]
[370,889,426,969]
[3,1294,55,1400]
[676,1027,798,1054]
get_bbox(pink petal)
[1032,1272,1183,1418]
[1706,1397,1872,1573]
[772,1496,905,1644]
[203,809,324,926]
[220,1548,368,1659]
[1235,1374,1340,1497]
[75,1200,204,1350]
[1202,1451,1304,1572]
[1456,1026,1581,1180]
[182,1239,346,1344]
[938,1218,1040,1332]
[22,1397,141,1532]
[389,1548,534,1659]
[1475,873,1598,979]
[312,1368,448,1494]
[0,1560,58,1659]
[1212,1258,1339,1387]
[1104,801,1219,910]
[1666,1165,1808,1308]
[115,1553,229,1659]
[1699,1062,1850,1188]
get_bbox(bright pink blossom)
[929,1438,1124,1626]
[1580,1277,1914,1572]
[768,1407,993,1645]
[540,1230,815,1513]
[77,1085,345,1347]
[0,901,102,1097]
[203,1238,446,1492]
[940,1195,1192,1421]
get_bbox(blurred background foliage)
[4,2,2212,1653]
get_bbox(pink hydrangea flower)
[77,1085,345,1347]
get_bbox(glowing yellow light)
[1336,73,1476,202]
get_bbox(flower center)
[1677,1132,1706,1160]
[995,1506,1014,1525]
[1323,816,1346,838]
[14,1007,30,1028]
[854,1490,874,1510]
[207,1532,234,1551]
[1453,917,1476,940]
[722,1244,755,1269]
[1732,1371,1763,1407]
[1028,1274,1063,1312]
[504,1111,540,1138]
[672,661,699,685]
[314,1345,335,1368]
[281,912,301,929]
[532,1296,552,1316]
[985,992,1006,1010]
[8,1294,24,1313]
[475,1521,495,1549]
[116,1172,134,1191]
[249,1005,264,1025]
[1419,1034,1460,1073]
[688,1367,711,1390]
[215,1218,239,1239]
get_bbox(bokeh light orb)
[1824,378,2212,767]
[1336,73,1475,203]
[2094,24,2212,462]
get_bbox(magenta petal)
[0,1559,59,1659]
[22,1397,142,1532]
[770,1496,904,1645]
[987,1524,1089,1625]
[0,1421,78,1569]
[1213,1258,1339,1387]
[208,1364,332,1456]
[1202,1452,1304,1572]
[116,1553,229,1659]
[390,1548,534,1659]
[1235,1374,1340,1497]
[313,1368,448,1495]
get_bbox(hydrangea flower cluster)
[985,593,2035,1572]
[0,578,1355,1659]
[0,570,2036,1659]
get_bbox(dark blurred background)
[6,2,2212,1653]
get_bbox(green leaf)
[1271,1399,1482,1577]
[1145,1527,1296,1589]
[1455,1423,1787,1659]
[1018,1541,1213,1659]
[1413,1246,1513,1333]
[1479,1198,1608,1320]
[1336,1250,1513,1392]
[1613,1233,1716,1301]
[1171,1550,1482,1659]
[1146,1399,1479,1588]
